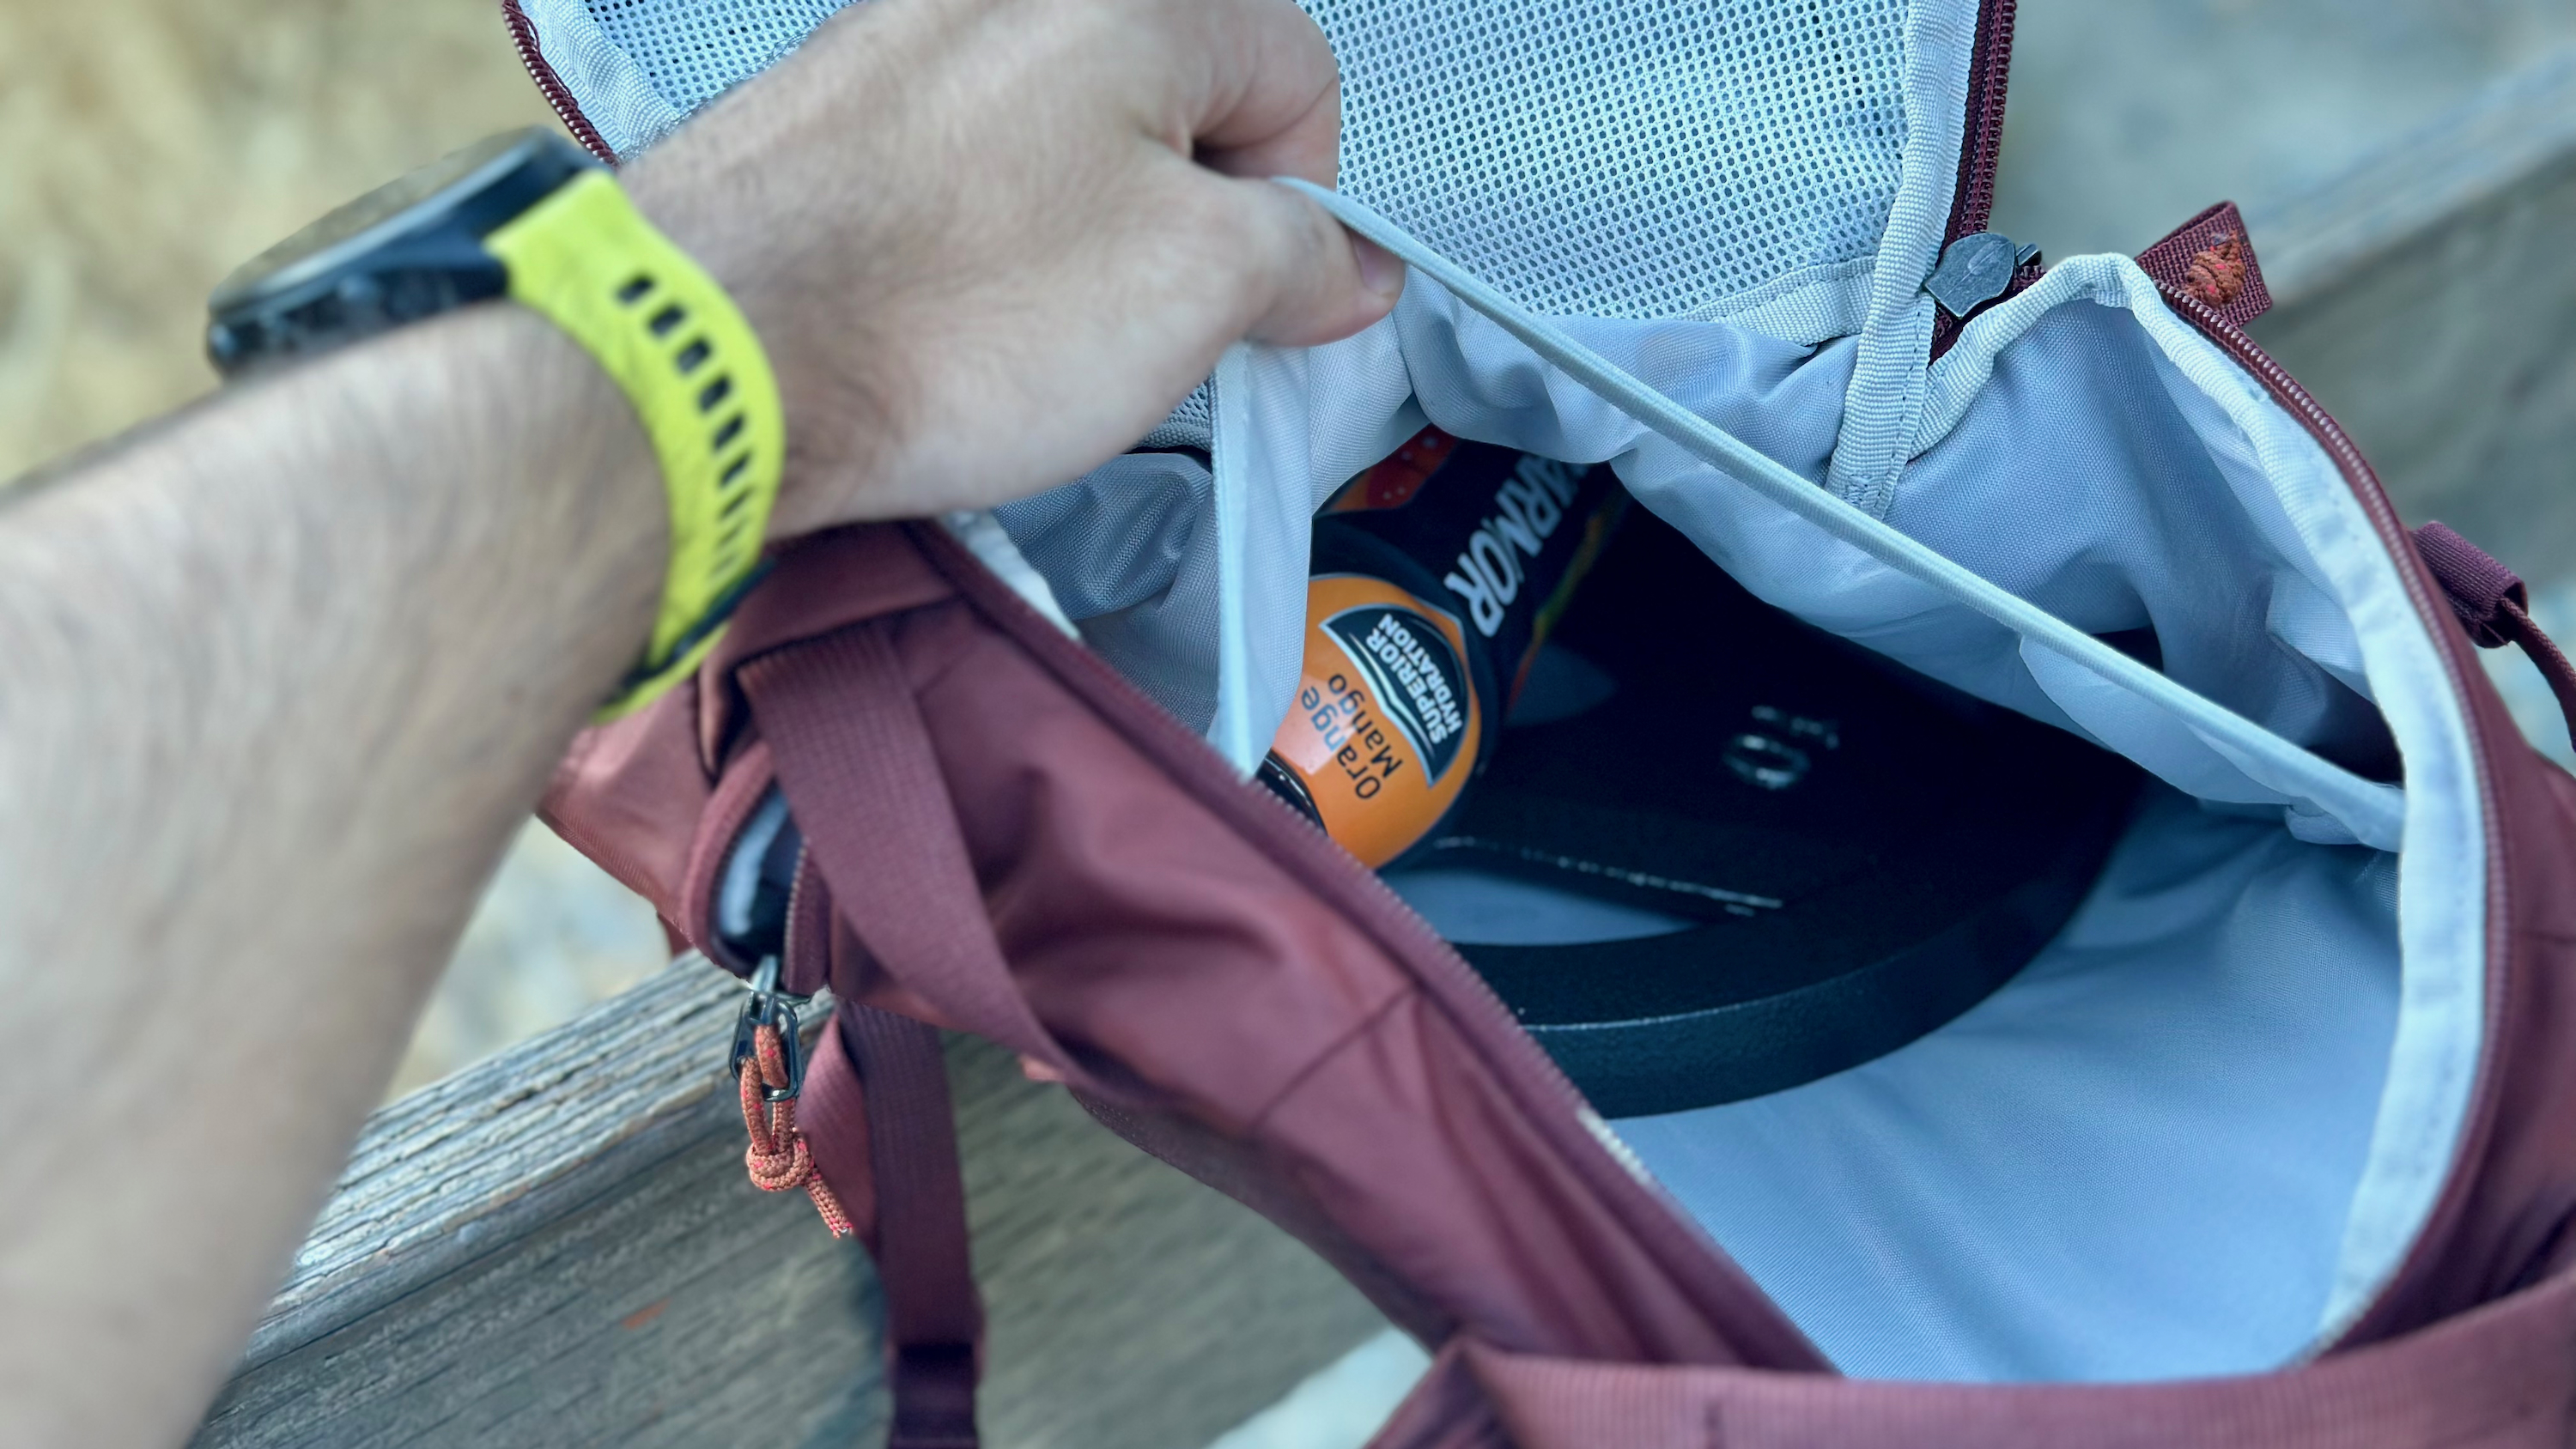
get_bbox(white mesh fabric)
[545,0,1917,323]
[1315,0,1912,321]
[1140,380,1215,452]
[585,0,852,116]
[522,0,689,155]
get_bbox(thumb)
[1226,176,1406,349]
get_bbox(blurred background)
[8,2,2574,1443]
[0,0,671,1097]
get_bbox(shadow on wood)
[2251,52,2576,585]
[194,958,1387,1449]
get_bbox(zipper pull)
[728,955,851,1238]
[727,955,809,1103]
[1925,232,2042,318]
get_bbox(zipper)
[1945,0,2018,248]
[501,0,619,165]
[1929,0,2035,361]
[2160,286,2458,663]
[2160,282,2508,1351]
[906,521,1831,1370]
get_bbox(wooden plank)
[2248,50,2576,583]
[194,957,1387,1449]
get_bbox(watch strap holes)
[697,376,733,412]
[615,275,657,306]
[675,338,711,373]
[712,414,745,451]
[648,304,689,337]
[720,484,756,520]
[721,453,751,485]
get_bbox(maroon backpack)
[522,0,2576,1442]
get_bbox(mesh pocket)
[588,0,849,114]
[562,0,1915,320]
[1318,0,1911,318]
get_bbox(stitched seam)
[1243,985,1422,1137]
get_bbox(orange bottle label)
[1267,574,1484,867]
[1321,427,1462,514]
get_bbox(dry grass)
[0,0,557,477]
[3,0,665,1094]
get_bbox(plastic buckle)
[727,955,810,1103]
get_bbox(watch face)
[205,127,597,374]
[210,129,580,313]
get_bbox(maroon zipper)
[2158,286,2463,688]
[1945,0,2018,247]
[1929,0,2036,360]
[501,0,620,165]
[2159,282,2512,1353]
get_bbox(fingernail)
[1352,233,1406,300]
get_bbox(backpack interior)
[531,0,2490,1386]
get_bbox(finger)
[1184,0,1344,187]
[1218,173,1406,349]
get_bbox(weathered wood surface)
[2249,49,2576,582]
[193,957,1386,1449]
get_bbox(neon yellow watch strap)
[484,169,784,720]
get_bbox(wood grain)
[193,956,1387,1449]
[2250,52,2576,583]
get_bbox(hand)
[622,0,1403,537]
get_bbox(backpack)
[511,0,2576,1443]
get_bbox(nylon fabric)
[840,1007,984,1449]
[1462,1267,2576,1449]
[1004,213,2482,1380]
[1334,217,2480,1379]
[1179,203,2474,1384]
[1302,183,2403,850]
[994,452,1224,731]
[1613,785,2400,1382]
[1905,259,2489,1341]
[739,625,1087,1080]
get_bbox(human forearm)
[0,0,1395,1439]
[0,306,659,1447]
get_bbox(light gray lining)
[521,0,2486,1386]
[1176,210,2482,1380]
[1297,183,2404,851]
[1616,785,2403,1381]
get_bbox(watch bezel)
[206,128,599,376]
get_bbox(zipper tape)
[1280,179,2407,852]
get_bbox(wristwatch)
[205,127,784,719]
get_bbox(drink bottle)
[1257,425,1626,866]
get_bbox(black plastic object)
[1419,509,2141,1118]
[206,127,597,376]
[1255,428,1628,868]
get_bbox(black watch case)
[205,127,598,378]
